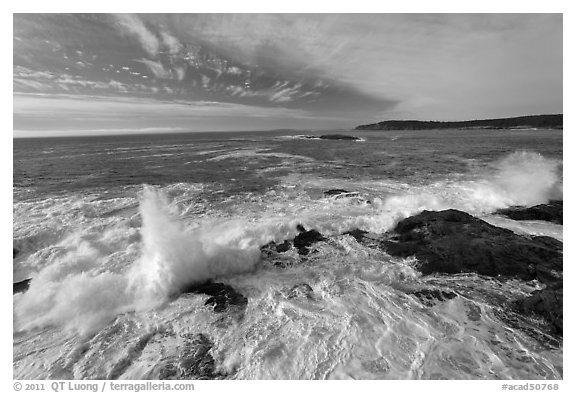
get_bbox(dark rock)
[318,134,361,141]
[158,363,178,380]
[13,278,31,294]
[177,333,224,379]
[517,281,563,335]
[286,283,314,300]
[260,241,277,256]
[382,209,562,283]
[410,288,457,306]
[293,226,326,255]
[260,240,292,255]
[275,240,292,253]
[184,282,248,313]
[344,229,369,242]
[497,200,563,225]
[293,226,325,248]
[13,248,19,258]
[324,189,352,197]
[324,189,361,201]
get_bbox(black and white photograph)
[12,10,565,382]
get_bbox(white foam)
[14,186,295,335]
[13,151,562,336]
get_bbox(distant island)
[355,114,562,131]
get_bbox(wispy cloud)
[13,13,562,136]
[134,59,173,80]
[160,30,183,55]
[113,14,160,57]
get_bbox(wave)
[13,151,562,336]
[353,151,562,233]
[14,186,295,335]
[128,186,266,309]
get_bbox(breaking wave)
[13,151,562,336]
[15,186,292,335]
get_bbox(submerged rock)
[382,209,562,283]
[410,288,457,307]
[184,282,248,313]
[13,278,31,294]
[517,281,563,335]
[286,283,314,300]
[497,200,563,225]
[177,333,224,379]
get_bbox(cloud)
[135,59,172,79]
[113,14,160,57]
[160,30,183,55]
[13,14,561,126]
[269,82,304,103]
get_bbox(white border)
[3,2,572,391]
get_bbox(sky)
[13,13,563,137]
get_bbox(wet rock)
[361,357,390,375]
[286,283,314,300]
[517,281,563,335]
[465,302,482,322]
[382,209,562,283]
[158,363,178,380]
[494,308,561,349]
[177,333,224,379]
[260,240,292,255]
[260,241,277,256]
[343,228,369,242]
[324,189,351,196]
[184,282,248,313]
[275,240,292,253]
[13,278,31,294]
[410,288,457,307]
[497,200,563,225]
[323,189,360,199]
[293,225,326,255]
[324,189,365,203]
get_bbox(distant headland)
[355,114,562,131]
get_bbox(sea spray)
[129,185,263,309]
[15,186,274,335]
[15,241,133,335]
[340,151,562,234]
[481,150,562,206]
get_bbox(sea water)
[13,128,563,379]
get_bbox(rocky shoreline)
[14,198,563,378]
[259,199,563,340]
[496,200,562,225]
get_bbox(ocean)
[13,128,563,379]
